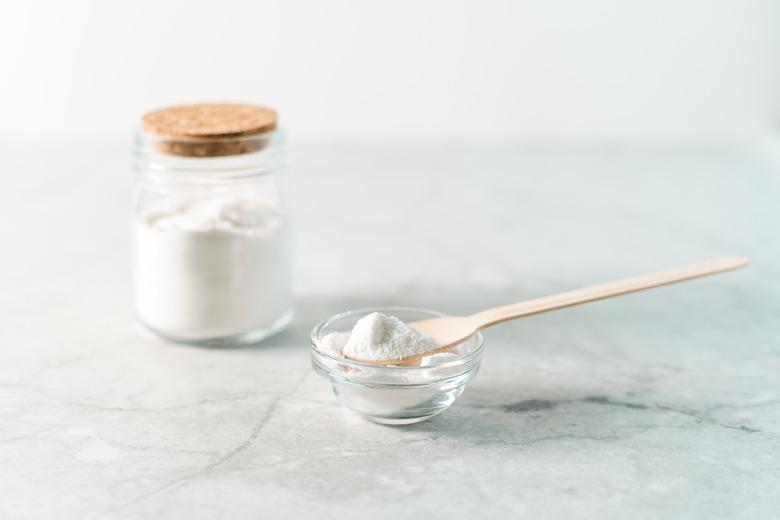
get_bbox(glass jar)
[132,104,293,346]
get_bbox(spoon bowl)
[409,316,476,346]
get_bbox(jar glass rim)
[134,127,285,179]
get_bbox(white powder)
[318,331,351,357]
[320,331,461,367]
[133,197,292,341]
[319,312,437,362]
[419,352,460,367]
[344,313,439,361]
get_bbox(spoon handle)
[470,257,749,329]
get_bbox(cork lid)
[141,103,278,157]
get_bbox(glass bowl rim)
[309,306,484,371]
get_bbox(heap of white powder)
[140,197,279,233]
[320,312,456,365]
[134,196,292,341]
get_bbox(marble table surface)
[1,140,778,519]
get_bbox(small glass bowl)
[310,307,484,425]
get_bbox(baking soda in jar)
[132,104,293,345]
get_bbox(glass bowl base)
[359,409,448,425]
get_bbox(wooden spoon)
[362,257,749,366]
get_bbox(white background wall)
[1,0,778,142]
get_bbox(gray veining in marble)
[0,140,778,518]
